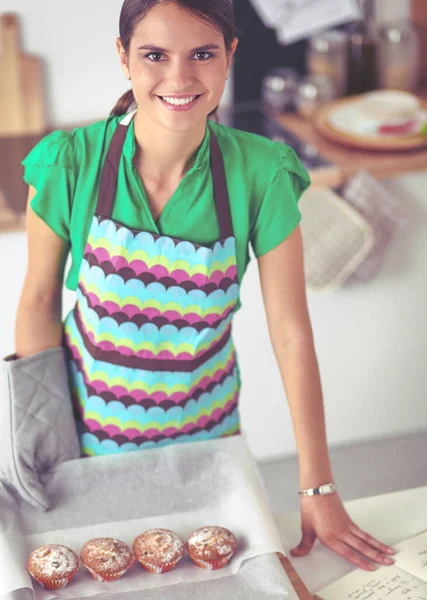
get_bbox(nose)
[165,58,195,92]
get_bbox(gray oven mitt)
[0,347,81,510]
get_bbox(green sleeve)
[22,130,76,241]
[250,146,311,258]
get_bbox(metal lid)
[380,21,416,44]
[310,30,348,53]
[263,67,299,92]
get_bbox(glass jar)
[261,67,300,113]
[347,0,378,95]
[307,31,349,98]
[296,75,337,120]
[378,21,420,92]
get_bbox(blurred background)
[0,0,426,509]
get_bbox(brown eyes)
[144,51,214,62]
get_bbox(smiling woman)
[16,0,397,575]
[112,0,237,121]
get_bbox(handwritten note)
[317,566,427,600]
[394,531,427,581]
[249,0,360,44]
[317,531,427,600]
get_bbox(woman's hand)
[290,492,396,571]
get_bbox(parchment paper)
[0,435,295,600]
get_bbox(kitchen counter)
[275,87,427,187]
[275,112,427,187]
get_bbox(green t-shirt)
[22,115,310,310]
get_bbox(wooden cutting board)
[278,552,313,599]
[0,13,45,137]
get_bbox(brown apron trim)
[72,350,237,409]
[95,118,234,239]
[209,131,233,239]
[97,124,128,219]
[73,304,232,373]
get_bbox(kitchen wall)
[237,170,427,459]
[1,0,425,462]
[0,0,232,127]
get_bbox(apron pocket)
[0,347,80,510]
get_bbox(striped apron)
[63,112,241,456]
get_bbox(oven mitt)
[0,347,81,511]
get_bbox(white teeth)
[161,96,197,106]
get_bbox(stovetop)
[217,102,331,171]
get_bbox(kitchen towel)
[249,0,360,45]
[341,170,410,282]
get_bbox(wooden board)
[0,188,26,234]
[313,95,427,152]
[0,14,45,137]
[277,552,313,600]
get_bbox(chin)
[157,112,211,132]
[164,122,205,134]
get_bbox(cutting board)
[0,187,26,233]
[0,13,45,137]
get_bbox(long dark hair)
[111,0,237,117]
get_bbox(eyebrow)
[137,43,221,52]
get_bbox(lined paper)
[316,566,427,600]
[317,532,427,600]
[395,531,427,581]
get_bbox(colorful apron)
[63,111,241,456]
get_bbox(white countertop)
[274,485,427,595]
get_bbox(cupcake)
[80,538,134,582]
[27,544,79,590]
[133,529,185,574]
[187,526,237,570]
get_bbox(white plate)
[328,103,427,138]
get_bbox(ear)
[226,37,239,77]
[116,37,131,79]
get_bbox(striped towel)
[341,170,410,282]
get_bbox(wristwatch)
[298,483,337,497]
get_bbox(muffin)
[187,526,237,570]
[80,538,134,582]
[27,544,79,590]
[133,529,185,574]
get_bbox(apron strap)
[209,130,234,240]
[96,114,131,218]
[96,114,234,240]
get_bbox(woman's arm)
[15,185,69,358]
[258,226,331,490]
[257,226,396,570]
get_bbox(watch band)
[298,483,337,497]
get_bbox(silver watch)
[298,483,336,497]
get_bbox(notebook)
[315,530,427,600]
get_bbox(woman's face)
[117,3,238,132]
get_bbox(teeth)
[162,96,197,106]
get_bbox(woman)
[16,0,395,571]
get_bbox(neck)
[132,109,208,181]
